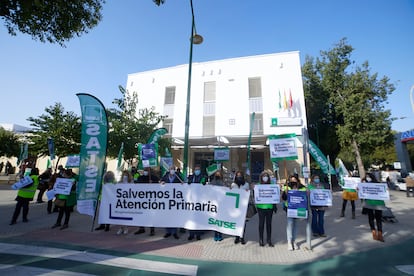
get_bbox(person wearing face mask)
[209,170,226,241]
[281,175,306,251]
[255,171,276,247]
[362,173,386,242]
[160,166,182,239]
[187,165,207,241]
[134,167,160,236]
[308,175,329,238]
[231,170,250,245]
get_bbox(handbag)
[54,198,66,207]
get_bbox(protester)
[160,166,182,239]
[282,174,306,251]
[134,167,159,236]
[255,171,276,247]
[9,167,39,225]
[231,170,250,245]
[0,161,4,174]
[308,174,328,237]
[209,170,225,241]
[340,174,358,219]
[51,169,77,230]
[362,173,386,242]
[116,170,133,235]
[95,170,116,232]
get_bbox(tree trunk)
[351,139,365,179]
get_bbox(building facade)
[126,52,308,182]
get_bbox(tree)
[303,38,395,178]
[107,86,169,163]
[27,103,81,165]
[0,0,104,46]
[0,127,20,157]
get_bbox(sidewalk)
[0,183,413,267]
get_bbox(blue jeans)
[286,217,297,242]
[311,209,325,235]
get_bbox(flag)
[147,128,168,144]
[206,163,219,176]
[116,142,124,172]
[246,112,255,175]
[289,89,293,108]
[283,90,288,110]
[278,90,282,110]
[336,158,350,187]
[46,159,52,169]
[308,140,336,175]
[47,137,55,160]
[76,93,108,217]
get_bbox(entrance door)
[251,151,264,182]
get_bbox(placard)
[11,176,33,190]
[254,185,280,204]
[310,189,332,206]
[343,177,360,189]
[358,182,390,200]
[287,190,308,218]
[53,178,75,195]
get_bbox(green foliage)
[0,0,104,46]
[303,38,395,176]
[107,86,170,162]
[0,127,20,157]
[27,103,81,159]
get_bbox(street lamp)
[183,0,203,180]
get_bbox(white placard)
[343,177,360,189]
[254,185,280,204]
[46,189,57,201]
[310,189,333,206]
[11,176,33,190]
[53,178,74,195]
[358,182,390,200]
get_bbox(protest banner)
[358,182,390,200]
[287,190,308,218]
[53,178,75,195]
[343,177,360,189]
[310,189,333,206]
[254,185,280,204]
[11,176,33,190]
[98,184,249,237]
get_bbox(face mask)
[314,178,320,184]
[215,175,221,180]
[170,169,175,175]
[236,176,243,183]
[194,169,201,176]
[366,177,372,182]
[262,176,269,182]
[143,171,149,176]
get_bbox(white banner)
[358,182,390,200]
[310,189,333,206]
[254,185,280,204]
[98,184,249,236]
[11,176,33,190]
[53,178,74,195]
[343,177,360,189]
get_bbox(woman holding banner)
[255,171,276,247]
[309,175,328,237]
[282,175,306,251]
[231,170,250,245]
[362,173,386,242]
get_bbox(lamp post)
[183,0,203,180]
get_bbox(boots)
[259,238,265,247]
[377,231,384,242]
[371,230,377,240]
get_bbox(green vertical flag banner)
[116,142,124,172]
[246,112,255,176]
[308,140,336,175]
[336,158,349,187]
[76,93,108,217]
[147,128,168,144]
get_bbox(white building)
[126,52,308,182]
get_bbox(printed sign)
[358,182,390,200]
[268,134,298,161]
[11,176,33,190]
[53,178,75,195]
[343,177,360,189]
[98,184,249,236]
[254,185,280,204]
[310,189,333,206]
[287,190,308,218]
[214,148,230,161]
[65,154,80,168]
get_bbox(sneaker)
[288,243,294,251]
[95,225,105,231]
[117,228,124,235]
[51,223,61,229]
[217,236,223,242]
[294,242,300,250]
[60,224,68,230]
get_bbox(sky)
[1,0,413,133]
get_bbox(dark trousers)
[258,208,273,242]
[311,209,325,235]
[367,209,382,232]
[37,188,47,202]
[56,206,72,225]
[342,199,355,212]
[11,198,30,222]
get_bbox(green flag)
[308,140,336,175]
[147,128,168,144]
[206,163,219,176]
[117,142,124,172]
[76,93,108,217]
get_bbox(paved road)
[0,183,413,275]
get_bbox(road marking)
[395,265,414,275]
[0,264,94,275]
[0,243,198,276]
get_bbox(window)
[203,116,215,136]
[163,118,173,135]
[164,86,176,105]
[248,77,262,98]
[251,113,263,135]
[204,81,216,102]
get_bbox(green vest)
[17,175,39,199]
